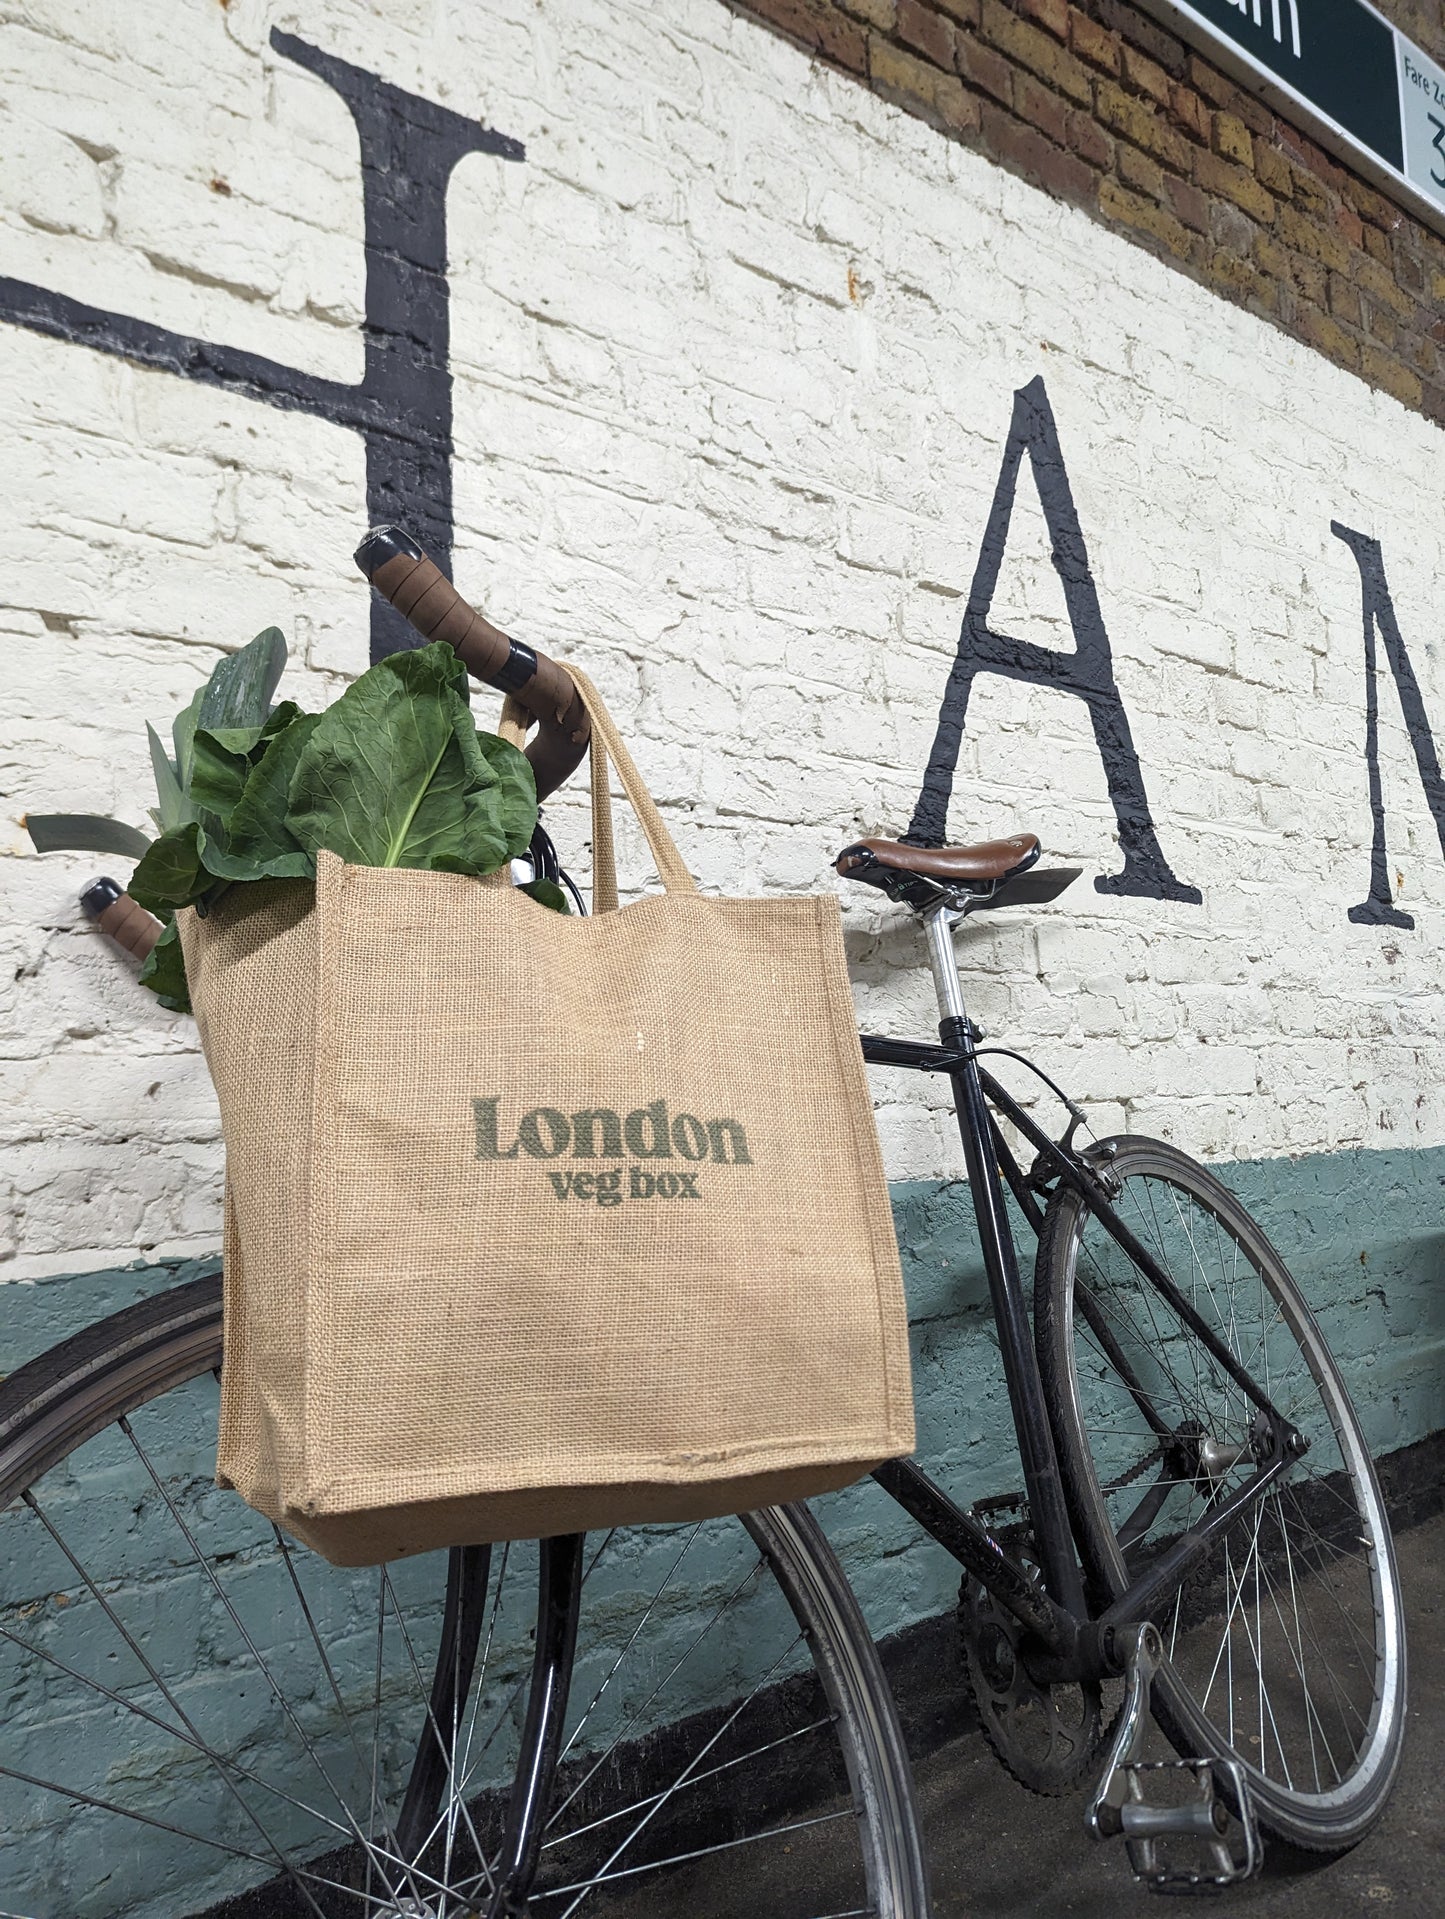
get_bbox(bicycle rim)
[1035,1138,1406,1850]
[0,1277,928,1917]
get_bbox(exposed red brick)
[1211,112,1251,168]
[1015,0,1068,37]
[1366,305,1399,349]
[1300,303,1361,370]
[1327,271,1363,329]
[1098,174,1190,259]
[896,0,953,67]
[1121,43,1170,107]
[1252,140,1292,197]
[1360,340,1422,406]
[1186,52,1231,108]
[1094,76,1190,170]
[975,94,1096,204]
[1116,140,1164,201]
[1222,83,1271,137]
[870,31,978,131]
[1013,69,1071,149]
[839,0,896,26]
[732,0,869,72]
[1255,233,1325,305]
[1068,12,1118,74]
[1345,173,1405,232]
[1162,173,1208,233]
[1065,105,1112,170]
[1168,82,1208,145]
[1205,242,1272,308]
[1335,203,1365,252]
[1093,0,1181,71]
[955,29,1014,105]
[1194,147,1274,225]
[980,0,1092,104]
[1033,133,1100,203]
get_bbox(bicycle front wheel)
[1035,1137,1406,1852]
[0,1276,928,1917]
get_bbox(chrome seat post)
[922,901,972,1035]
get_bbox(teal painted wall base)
[2,1142,1440,1655]
[0,1145,1439,1911]
[819,1143,1445,1642]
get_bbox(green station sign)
[1140,0,1445,235]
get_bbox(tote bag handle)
[500,665,696,914]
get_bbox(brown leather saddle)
[835,833,1041,909]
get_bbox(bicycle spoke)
[116,1417,434,1910]
[0,1618,354,1844]
[557,1524,704,1770]
[0,1288,922,1918]
[1058,1156,1397,1820]
[537,1806,851,1902]
[21,1490,333,1919]
[379,1565,493,1879]
[545,1718,833,1850]
[553,1631,807,1919]
[543,1553,770,1837]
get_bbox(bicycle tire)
[0,1276,930,1918]
[1034,1136,1406,1853]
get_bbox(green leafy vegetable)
[284,644,536,874]
[171,684,205,795]
[199,711,322,882]
[24,814,154,859]
[146,724,190,834]
[129,822,207,913]
[137,918,191,1014]
[520,878,571,914]
[30,623,558,1021]
[196,626,287,733]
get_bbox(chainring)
[957,1518,1108,1796]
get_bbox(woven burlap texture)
[180,666,913,1564]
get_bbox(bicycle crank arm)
[1087,1623,1261,1891]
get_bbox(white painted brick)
[4,0,1445,1280]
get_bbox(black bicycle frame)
[859,1025,1299,1676]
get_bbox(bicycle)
[0,529,1405,1914]
[835,831,1407,1887]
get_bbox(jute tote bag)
[181,667,913,1564]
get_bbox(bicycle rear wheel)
[1035,1137,1405,1852]
[0,1276,928,1917]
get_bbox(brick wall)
[3,10,1443,1899]
[727,0,1445,419]
[5,0,1445,1296]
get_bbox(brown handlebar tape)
[358,530,590,803]
[81,881,163,960]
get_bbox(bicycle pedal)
[1085,1622,1260,1893]
[1109,1758,1260,1893]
